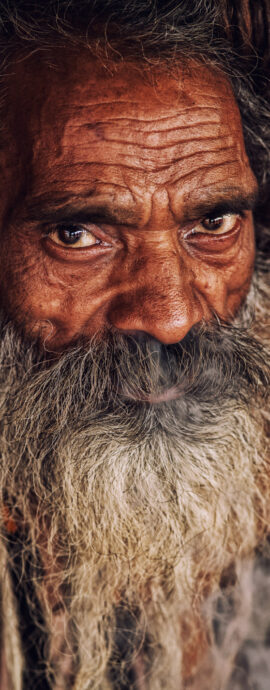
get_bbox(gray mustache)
[0,318,268,451]
[2,320,269,405]
[84,324,269,406]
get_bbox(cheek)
[0,231,116,342]
[224,225,255,313]
[0,233,76,331]
[192,222,255,318]
[225,247,255,316]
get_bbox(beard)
[0,273,269,690]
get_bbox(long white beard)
[0,271,269,689]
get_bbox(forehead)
[5,50,256,223]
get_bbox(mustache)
[1,318,268,429]
[110,324,269,405]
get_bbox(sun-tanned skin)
[0,45,268,690]
[0,50,257,351]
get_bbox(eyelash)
[184,211,244,238]
[43,223,110,249]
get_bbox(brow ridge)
[24,186,258,229]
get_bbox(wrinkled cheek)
[0,243,62,336]
[0,251,99,348]
[195,224,255,320]
[225,274,255,318]
[215,266,255,321]
[225,240,255,316]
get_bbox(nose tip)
[108,291,203,345]
[106,246,205,345]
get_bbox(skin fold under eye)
[185,213,241,238]
[45,223,103,248]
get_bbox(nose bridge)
[136,247,188,312]
[107,241,203,344]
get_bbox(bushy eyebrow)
[24,187,259,228]
[24,195,138,226]
[180,188,259,223]
[25,205,135,226]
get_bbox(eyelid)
[185,209,245,226]
[42,221,113,246]
[183,212,242,239]
[43,221,96,236]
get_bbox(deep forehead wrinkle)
[61,131,234,156]
[57,113,238,175]
[48,146,240,176]
[87,121,223,136]
[52,94,243,180]
[67,103,223,113]
[168,157,240,183]
[7,52,255,231]
[63,80,233,113]
[69,122,228,146]
[28,149,254,205]
[63,108,223,128]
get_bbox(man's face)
[0,50,257,351]
[0,48,268,690]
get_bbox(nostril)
[113,329,153,343]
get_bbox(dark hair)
[0,0,269,232]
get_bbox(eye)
[46,224,102,248]
[186,213,240,237]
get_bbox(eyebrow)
[24,187,259,227]
[24,198,138,226]
[180,188,259,223]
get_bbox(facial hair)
[0,276,269,690]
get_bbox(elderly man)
[0,1,269,688]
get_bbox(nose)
[107,250,204,345]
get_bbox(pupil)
[58,226,83,244]
[203,216,223,230]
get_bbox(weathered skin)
[0,49,257,350]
